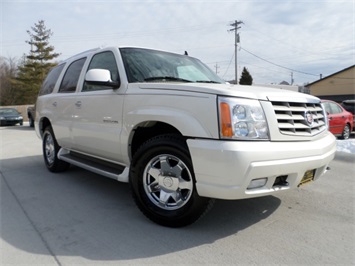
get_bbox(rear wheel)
[130,134,214,227]
[29,116,34,127]
[42,126,70,172]
[341,124,350,140]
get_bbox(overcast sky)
[1,0,354,85]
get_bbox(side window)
[59,58,86,93]
[329,102,342,114]
[323,102,331,114]
[39,64,65,96]
[82,51,119,92]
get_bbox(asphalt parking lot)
[1,124,354,265]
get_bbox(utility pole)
[214,63,220,74]
[229,20,243,84]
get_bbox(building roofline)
[306,64,355,87]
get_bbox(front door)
[71,51,124,163]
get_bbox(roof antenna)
[184,51,188,56]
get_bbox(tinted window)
[59,58,86,93]
[0,108,20,115]
[83,51,119,92]
[39,64,65,96]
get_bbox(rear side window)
[324,102,342,114]
[82,51,119,92]
[329,102,342,114]
[39,64,65,96]
[59,58,86,93]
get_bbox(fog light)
[247,178,268,189]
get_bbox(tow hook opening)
[273,175,289,187]
[247,178,268,190]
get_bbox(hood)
[138,83,320,103]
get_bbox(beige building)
[306,65,355,102]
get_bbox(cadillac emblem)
[304,111,314,126]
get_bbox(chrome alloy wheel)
[143,154,193,210]
[45,133,55,165]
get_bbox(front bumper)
[187,132,336,200]
[0,119,23,126]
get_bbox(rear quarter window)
[38,64,65,96]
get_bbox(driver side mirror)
[85,69,120,88]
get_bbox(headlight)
[0,116,4,120]
[218,97,269,140]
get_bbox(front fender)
[123,94,219,138]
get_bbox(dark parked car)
[341,100,355,126]
[0,108,24,126]
[341,100,355,115]
[322,100,353,139]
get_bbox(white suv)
[35,47,336,227]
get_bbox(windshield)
[0,108,19,115]
[120,48,224,84]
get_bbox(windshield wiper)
[196,80,221,84]
[144,76,192,83]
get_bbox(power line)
[240,47,319,77]
[243,24,353,60]
[221,51,235,79]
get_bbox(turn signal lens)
[220,102,233,137]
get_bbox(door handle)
[52,102,57,107]
[75,101,82,108]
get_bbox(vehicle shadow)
[1,155,281,261]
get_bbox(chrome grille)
[271,101,326,136]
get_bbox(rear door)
[51,57,87,149]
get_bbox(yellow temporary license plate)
[298,169,315,187]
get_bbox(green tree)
[239,67,253,85]
[14,20,60,104]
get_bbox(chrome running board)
[58,148,129,182]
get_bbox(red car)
[322,100,353,139]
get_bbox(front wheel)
[130,135,214,227]
[42,126,70,172]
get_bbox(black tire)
[129,134,214,227]
[341,124,350,140]
[29,116,34,127]
[42,126,70,172]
